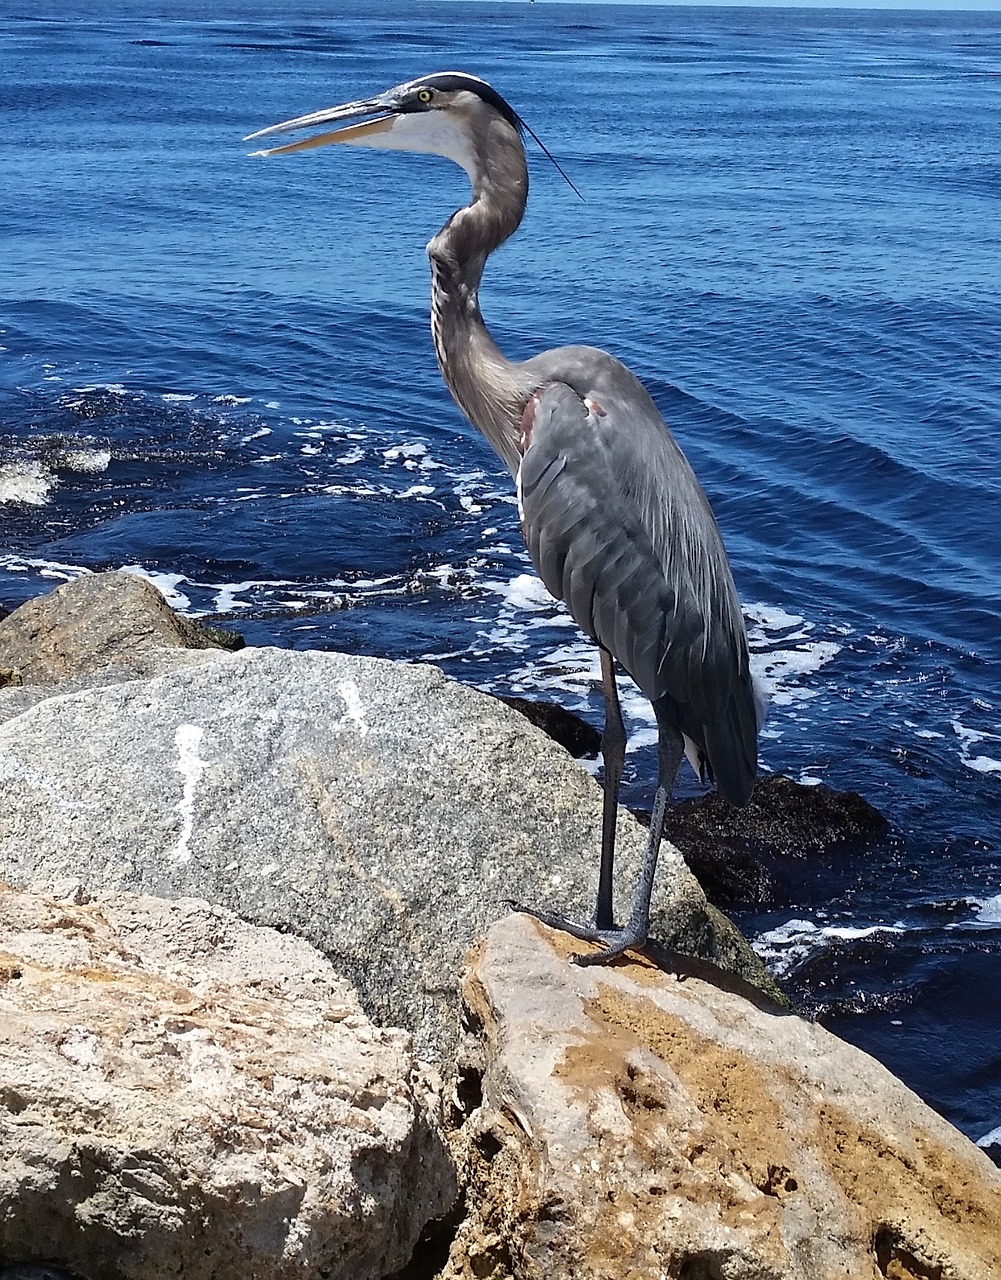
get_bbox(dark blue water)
[2,2,1000,1154]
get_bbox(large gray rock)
[0,884,454,1280]
[444,914,1001,1280]
[0,644,770,1062]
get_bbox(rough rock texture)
[0,884,454,1280]
[0,570,242,687]
[443,914,1001,1280]
[652,774,891,906]
[0,641,774,1061]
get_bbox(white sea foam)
[347,574,398,590]
[977,894,1001,922]
[0,461,55,506]
[211,580,261,612]
[966,893,1001,926]
[120,566,192,612]
[321,481,380,497]
[750,640,842,707]
[952,721,1001,777]
[484,572,554,613]
[753,916,907,978]
[383,443,427,462]
[59,448,112,473]
[161,392,197,403]
[63,384,128,409]
[977,1124,1001,1151]
[240,426,272,444]
[0,554,89,582]
[472,574,841,736]
[745,603,809,637]
[381,441,450,475]
[752,918,822,976]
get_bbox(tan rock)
[0,885,455,1280]
[444,913,1001,1280]
[0,570,241,685]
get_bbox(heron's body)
[248,71,762,962]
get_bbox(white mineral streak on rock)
[171,723,205,862]
[335,678,369,736]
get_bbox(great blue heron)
[247,71,763,964]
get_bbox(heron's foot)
[505,901,647,966]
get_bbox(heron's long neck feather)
[427,134,531,476]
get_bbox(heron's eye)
[417,88,433,104]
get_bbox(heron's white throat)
[351,112,478,184]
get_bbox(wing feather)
[517,364,760,804]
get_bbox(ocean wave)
[0,461,56,507]
[752,916,909,980]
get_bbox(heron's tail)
[662,671,763,808]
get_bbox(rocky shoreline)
[1,572,998,1279]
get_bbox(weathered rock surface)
[653,774,891,906]
[0,884,454,1280]
[444,914,1001,1280]
[0,637,773,1061]
[0,569,242,688]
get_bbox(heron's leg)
[574,714,684,967]
[595,646,626,931]
[508,709,685,966]
[505,647,626,941]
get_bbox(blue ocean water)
[1,2,999,1152]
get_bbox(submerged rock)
[444,913,1001,1280]
[649,774,891,906]
[0,885,454,1280]
[498,695,602,759]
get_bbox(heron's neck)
[427,165,530,477]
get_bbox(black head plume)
[415,71,585,202]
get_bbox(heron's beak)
[244,94,397,157]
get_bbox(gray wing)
[517,358,758,803]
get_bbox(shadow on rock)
[497,696,601,759]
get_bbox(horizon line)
[449,0,1001,11]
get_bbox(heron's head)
[245,71,524,188]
